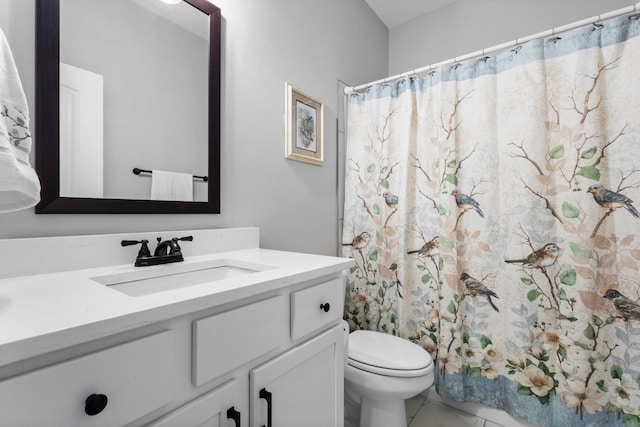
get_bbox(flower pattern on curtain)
[342,14,640,427]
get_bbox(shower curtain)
[342,14,640,427]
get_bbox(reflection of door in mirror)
[60,63,104,198]
[59,0,209,202]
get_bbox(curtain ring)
[593,15,603,30]
[511,45,522,54]
[548,36,562,44]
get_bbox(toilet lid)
[348,330,433,378]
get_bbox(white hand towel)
[0,26,41,212]
[150,170,193,202]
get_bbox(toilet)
[342,322,434,427]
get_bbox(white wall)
[0,0,388,256]
[389,0,633,75]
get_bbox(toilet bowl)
[342,324,434,427]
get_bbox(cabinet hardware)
[320,302,331,312]
[226,406,241,426]
[84,393,108,416]
[259,388,272,427]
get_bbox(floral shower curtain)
[342,14,640,427]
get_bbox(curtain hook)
[593,14,603,30]
[478,49,489,62]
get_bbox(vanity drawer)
[291,277,345,340]
[192,295,289,387]
[0,331,173,427]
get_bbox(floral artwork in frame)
[285,83,323,165]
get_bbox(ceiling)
[364,0,456,29]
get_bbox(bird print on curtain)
[342,13,640,427]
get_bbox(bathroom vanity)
[0,228,353,426]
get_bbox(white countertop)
[0,247,353,366]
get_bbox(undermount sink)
[91,259,276,297]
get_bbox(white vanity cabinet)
[0,228,353,427]
[248,277,345,427]
[147,276,346,427]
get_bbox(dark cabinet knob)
[320,303,330,312]
[84,393,108,416]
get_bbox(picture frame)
[285,83,324,165]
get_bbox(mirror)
[35,0,221,213]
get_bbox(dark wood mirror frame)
[35,0,221,214]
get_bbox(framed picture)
[285,83,323,165]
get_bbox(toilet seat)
[347,330,433,378]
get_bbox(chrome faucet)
[121,236,193,267]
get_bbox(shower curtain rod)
[344,2,640,95]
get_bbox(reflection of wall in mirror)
[60,0,209,202]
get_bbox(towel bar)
[132,168,208,182]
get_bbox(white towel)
[150,170,193,201]
[0,26,40,212]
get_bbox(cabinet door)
[149,379,245,427]
[250,325,344,427]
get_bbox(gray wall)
[389,0,633,75]
[0,0,388,256]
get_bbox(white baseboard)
[423,388,541,427]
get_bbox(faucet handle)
[121,239,151,258]
[167,236,193,254]
[121,239,148,247]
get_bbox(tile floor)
[405,395,502,427]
